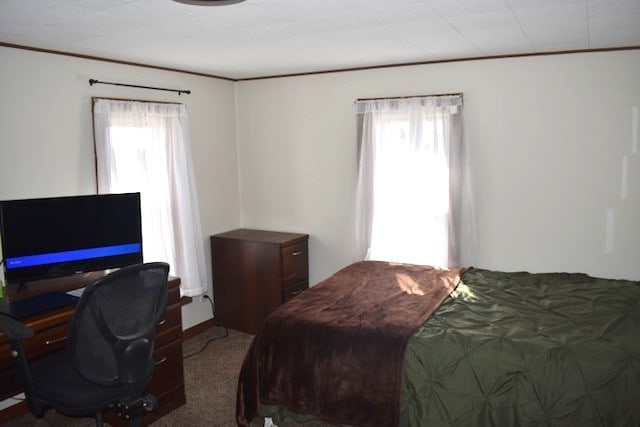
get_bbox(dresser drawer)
[282,241,308,281]
[282,278,308,302]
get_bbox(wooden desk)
[0,271,186,425]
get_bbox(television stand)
[2,270,111,301]
[0,291,79,319]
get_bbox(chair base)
[112,394,157,426]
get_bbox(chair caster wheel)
[142,395,157,412]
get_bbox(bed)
[236,260,640,427]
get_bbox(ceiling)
[1,0,639,80]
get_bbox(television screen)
[0,193,143,284]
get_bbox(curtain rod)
[356,92,463,102]
[89,79,191,95]
[92,96,182,106]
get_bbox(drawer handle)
[291,289,302,295]
[45,337,67,345]
[291,251,303,256]
[158,319,167,326]
[155,356,168,366]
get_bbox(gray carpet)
[3,327,335,427]
[153,326,254,427]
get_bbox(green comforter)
[257,268,640,426]
[401,268,640,426]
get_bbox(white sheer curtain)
[93,98,207,297]
[354,95,474,268]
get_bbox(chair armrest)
[0,313,34,341]
[0,313,40,417]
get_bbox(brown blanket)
[236,261,463,427]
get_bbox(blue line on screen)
[5,243,142,270]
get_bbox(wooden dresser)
[211,229,309,335]
[0,271,185,425]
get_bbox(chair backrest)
[66,262,169,386]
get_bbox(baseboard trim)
[182,317,217,340]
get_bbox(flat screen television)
[0,193,143,284]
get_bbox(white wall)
[236,50,640,282]
[1,46,638,333]
[0,46,242,329]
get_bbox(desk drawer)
[0,323,69,370]
[146,339,184,398]
[155,303,181,348]
[167,281,180,306]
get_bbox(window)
[354,95,473,267]
[92,98,207,297]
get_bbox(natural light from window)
[108,126,175,267]
[368,118,449,267]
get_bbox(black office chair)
[0,262,170,426]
